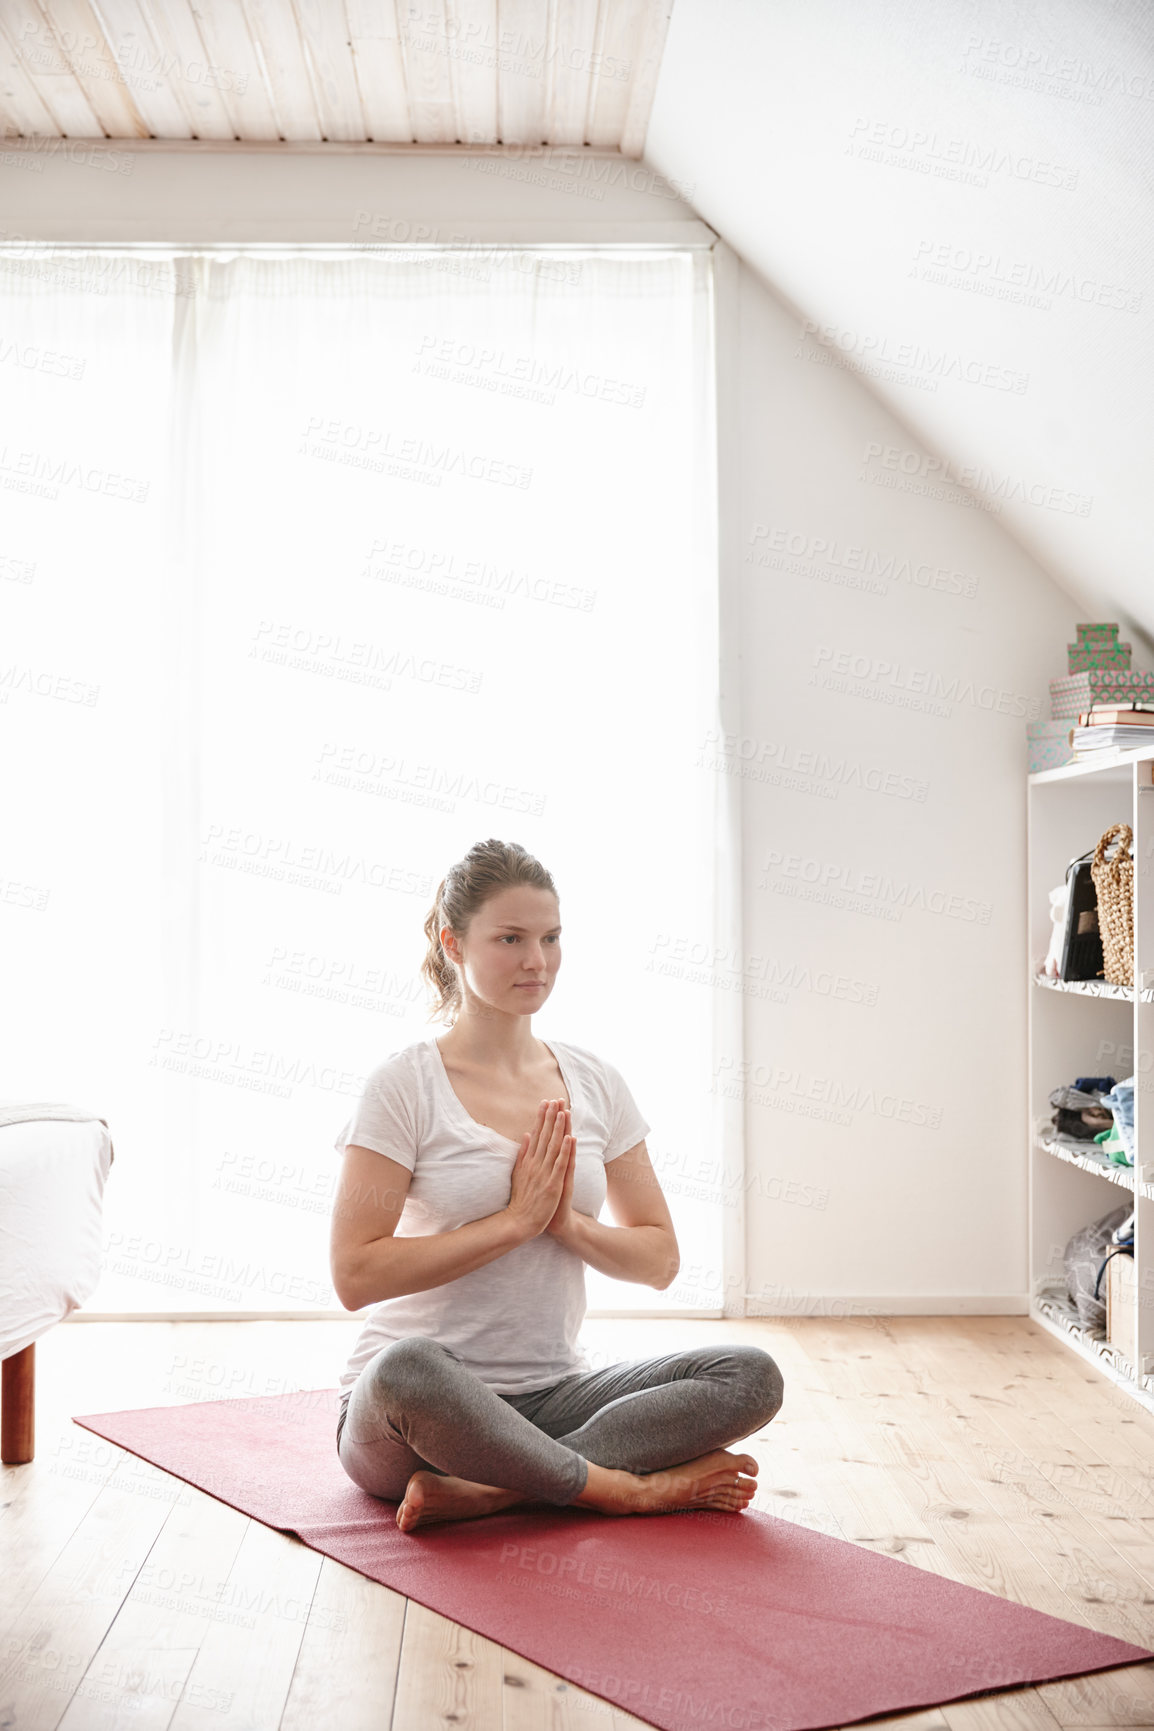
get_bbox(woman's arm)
[330,1144,529,1310]
[549,1138,679,1290]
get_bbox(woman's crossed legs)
[336,1336,785,1530]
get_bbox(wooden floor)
[2,1313,1154,1731]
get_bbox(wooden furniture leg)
[2,1341,35,1464]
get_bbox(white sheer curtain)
[1,245,735,1319]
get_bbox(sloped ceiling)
[644,0,1154,641]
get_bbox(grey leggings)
[336,1335,785,1506]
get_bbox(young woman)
[330,839,784,1532]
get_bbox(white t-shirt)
[332,1036,651,1405]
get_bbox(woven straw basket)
[1091,822,1134,987]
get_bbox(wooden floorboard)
[1,1316,1151,1730]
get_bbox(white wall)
[644,0,1153,1313]
[645,0,1154,647]
[726,252,1100,1313]
[0,141,707,244]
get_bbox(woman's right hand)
[506,1099,573,1240]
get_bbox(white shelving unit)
[1028,745,1154,1415]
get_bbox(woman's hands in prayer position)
[506,1099,576,1242]
[543,1107,575,1239]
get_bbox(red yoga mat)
[72,1388,1152,1731]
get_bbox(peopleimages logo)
[860,441,1093,517]
[759,848,994,925]
[911,240,1142,313]
[846,117,1079,189]
[811,644,1040,720]
[797,319,1028,392]
[747,523,979,598]
[414,333,647,409]
[960,35,1154,102]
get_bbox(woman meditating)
[330,838,784,1532]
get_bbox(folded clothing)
[1050,1080,1115,1111]
[1099,1078,1135,1161]
[1054,1108,1113,1141]
[1096,1124,1134,1168]
[1045,1133,1122,1161]
[1093,1123,1132,1166]
[1049,1078,1116,1138]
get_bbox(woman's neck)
[436,1009,545,1073]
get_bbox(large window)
[2,245,734,1318]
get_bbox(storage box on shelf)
[1027,746,1154,1414]
[1026,624,1154,773]
[1049,668,1154,720]
[1108,1250,1138,1367]
[1065,622,1132,674]
[1027,718,1076,775]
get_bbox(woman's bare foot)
[576,1449,759,1517]
[396,1471,539,1532]
[394,1448,760,1532]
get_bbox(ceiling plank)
[0,0,103,134]
[81,0,196,137]
[117,0,237,138]
[293,0,365,140]
[37,0,151,134]
[497,0,549,145]
[346,0,411,143]
[243,0,322,140]
[0,0,675,149]
[618,0,672,158]
[586,0,642,148]
[0,16,63,135]
[399,0,457,144]
[444,0,498,145]
[187,0,281,138]
[549,0,598,145]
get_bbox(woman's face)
[444,884,562,1017]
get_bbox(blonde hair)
[421,839,557,1026]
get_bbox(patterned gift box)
[1068,644,1132,672]
[1067,622,1132,674]
[1050,668,1154,720]
[1027,718,1074,773]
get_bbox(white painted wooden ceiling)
[0,0,671,154]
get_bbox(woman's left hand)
[544,1111,575,1238]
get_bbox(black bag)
[1060,849,1104,982]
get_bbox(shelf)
[1035,1135,1135,1191]
[1034,971,1130,1000]
[1029,749,1154,787]
[1032,970,1154,1003]
[1032,1284,1154,1411]
[1031,758,1154,1419]
[1028,735,1154,1416]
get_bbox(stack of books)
[1069,702,1154,759]
[1027,624,1154,771]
